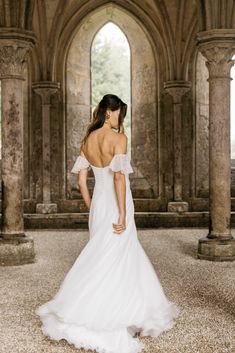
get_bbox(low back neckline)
[82,153,128,169]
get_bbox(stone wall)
[3,0,235,215]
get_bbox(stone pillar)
[197,29,235,261]
[32,82,60,214]
[0,29,37,265]
[164,80,191,213]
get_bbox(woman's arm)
[112,134,128,234]
[114,172,126,216]
[77,150,91,210]
[77,169,91,210]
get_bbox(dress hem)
[35,300,181,353]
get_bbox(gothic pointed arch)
[61,4,159,199]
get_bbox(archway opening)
[66,5,158,200]
[91,21,131,146]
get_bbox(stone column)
[164,80,191,213]
[32,82,60,214]
[0,29,37,265]
[197,29,235,261]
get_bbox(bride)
[35,94,181,353]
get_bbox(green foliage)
[91,26,131,143]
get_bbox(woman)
[35,94,180,353]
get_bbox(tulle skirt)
[35,185,181,353]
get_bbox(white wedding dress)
[35,153,181,353]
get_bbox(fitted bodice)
[71,153,134,216]
[91,164,131,191]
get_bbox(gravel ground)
[0,228,234,353]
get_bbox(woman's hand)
[112,214,126,235]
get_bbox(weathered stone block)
[36,203,58,214]
[0,236,35,266]
[167,201,189,213]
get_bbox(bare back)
[82,128,127,168]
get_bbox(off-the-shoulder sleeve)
[71,155,91,174]
[109,154,134,175]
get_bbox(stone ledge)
[21,212,210,229]
[0,212,235,229]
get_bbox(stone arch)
[54,4,160,202]
[181,19,198,80]
[50,1,171,81]
[197,0,235,31]
[29,0,199,209]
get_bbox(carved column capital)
[164,81,191,103]
[32,81,61,104]
[0,29,37,80]
[199,44,235,77]
[196,29,235,78]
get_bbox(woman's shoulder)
[112,132,128,155]
[113,131,128,142]
[84,130,127,153]
[96,129,127,144]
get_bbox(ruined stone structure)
[0,0,235,264]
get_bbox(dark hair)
[80,94,127,151]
